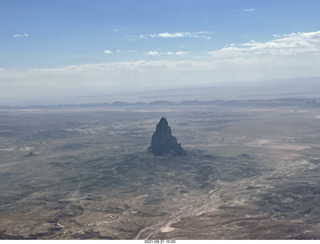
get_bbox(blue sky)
[1,0,320,104]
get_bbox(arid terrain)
[1,98,320,239]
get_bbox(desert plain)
[1,98,320,239]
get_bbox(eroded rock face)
[150,117,186,156]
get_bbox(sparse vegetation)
[1,99,320,239]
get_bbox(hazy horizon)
[1,1,320,105]
[2,76,320,106]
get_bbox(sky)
[1,0,320,105]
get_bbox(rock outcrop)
[149,117,186,156]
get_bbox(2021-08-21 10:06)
[144,240,176,243]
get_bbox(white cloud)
[147,51,160,56]
[115,50,137,53]
[209,31,320,58]
[114,29,119,32]
[139,34,147,39]
[104,50,112,54]
[142,31,212,39]
[175,51,188,56]
[243,8,255,12]
[158,32,186,38]
[13,33,29,38]
[147,51,188,56]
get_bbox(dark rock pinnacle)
[149,117,186,156]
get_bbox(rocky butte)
[149,117,186,156]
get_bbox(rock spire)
[149,117,186,156]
